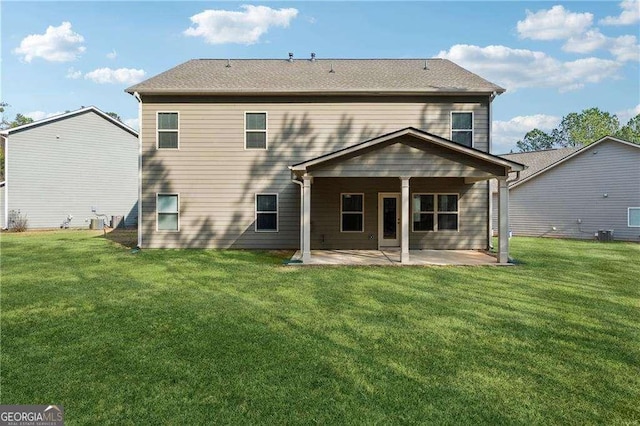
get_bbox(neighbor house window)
[451,112,473,147]
[341,193,364,232]
[413,193,459,231]
[256,194,278,232]
[629,207,640,227]
[157,194,179,231]
[157,112,179,149]
[245,112,267,149]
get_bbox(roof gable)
[126,58,505,96]
[291,127,525,176]
[0,106,138,138]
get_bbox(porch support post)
[302,175,312,263]
[497,177,509,264]
[400,176,410,264]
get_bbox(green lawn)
[1,230,639,424]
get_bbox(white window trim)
[340,193,365,233]
[156,193,180,232]
[156,111,180,150]
[255,193,278,232]
[451,111,474,148]
[629,207,640,227]
[412,193,460,232]
[245,111,268,150]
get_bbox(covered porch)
[289,249,501,266]
[289,128,524,265]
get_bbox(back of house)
[1,107,138,229]
[126,56,524,260]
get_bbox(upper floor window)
[245,112,267,149]
[157,112,179,149]
[451,112,473,147]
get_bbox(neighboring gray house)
[492,136,640,241]
[125,57,525,263]
[1,107,139,229]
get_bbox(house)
[491,136,640,241]
[125,57,525,263]
[1,106,139,230]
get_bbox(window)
[451,112,473,147]
[245,112,267,149]
[157,194,179,231]
[412,193,459,231]
[629,207,640,227]
[341,193,364,232]
[256,194,278,232]
[157,112,179,149]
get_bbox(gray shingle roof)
[125,58,505,95]
[500,147,580,186]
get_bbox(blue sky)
[2,1,639,153]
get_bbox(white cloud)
[609,35,640,62]
[184,5,298,45]
[437,44,622,92]
[517,5,593,40]
[617,104,640,123]
[563,29,608,53]
[124,118,139,130]
[66,67,82,79]
[106,49,117,59]
[25,111,65,121]
[84,67,146,84]
[13,21,85,63]
[492,114,561,154]
[600,0,640,25]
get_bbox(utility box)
[111,215,124,229]
[597,230,614,242]
[90,218,104,230]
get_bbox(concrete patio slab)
[289,249,504,266]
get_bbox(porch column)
[400,176,410,264]
[302,175,312,263]
[497,177,509,264]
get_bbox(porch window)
[256,194,278,232]
[451,112,473,147]
[413,193,459,231]
[157,112,179,149]
[157,194,179,231]
[341,193,364,232]
[245,112,267,149]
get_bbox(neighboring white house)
[492,136,640,242]
[1,106,138,229]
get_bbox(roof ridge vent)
[288,52,294,62]
[311,52,316,62]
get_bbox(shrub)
[8,209,28,232]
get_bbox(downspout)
[487,91,496,248]
[2,134,8,230]
[133,91,143,248]
[291,173,303,256]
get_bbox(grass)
[1,230,639,424]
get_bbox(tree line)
[516,107,640,152]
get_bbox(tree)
[615,114,640,143]
[105,111,122,122]
[8,113,34,128]
[516,128,556,152]
[553,108,620,147]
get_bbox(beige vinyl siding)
[140,95,490,248]
[7,111,138,229]
[0,185,4,228]
[310,177,488,250]
[508,140,640,241]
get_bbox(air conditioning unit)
[597,230,614,242]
